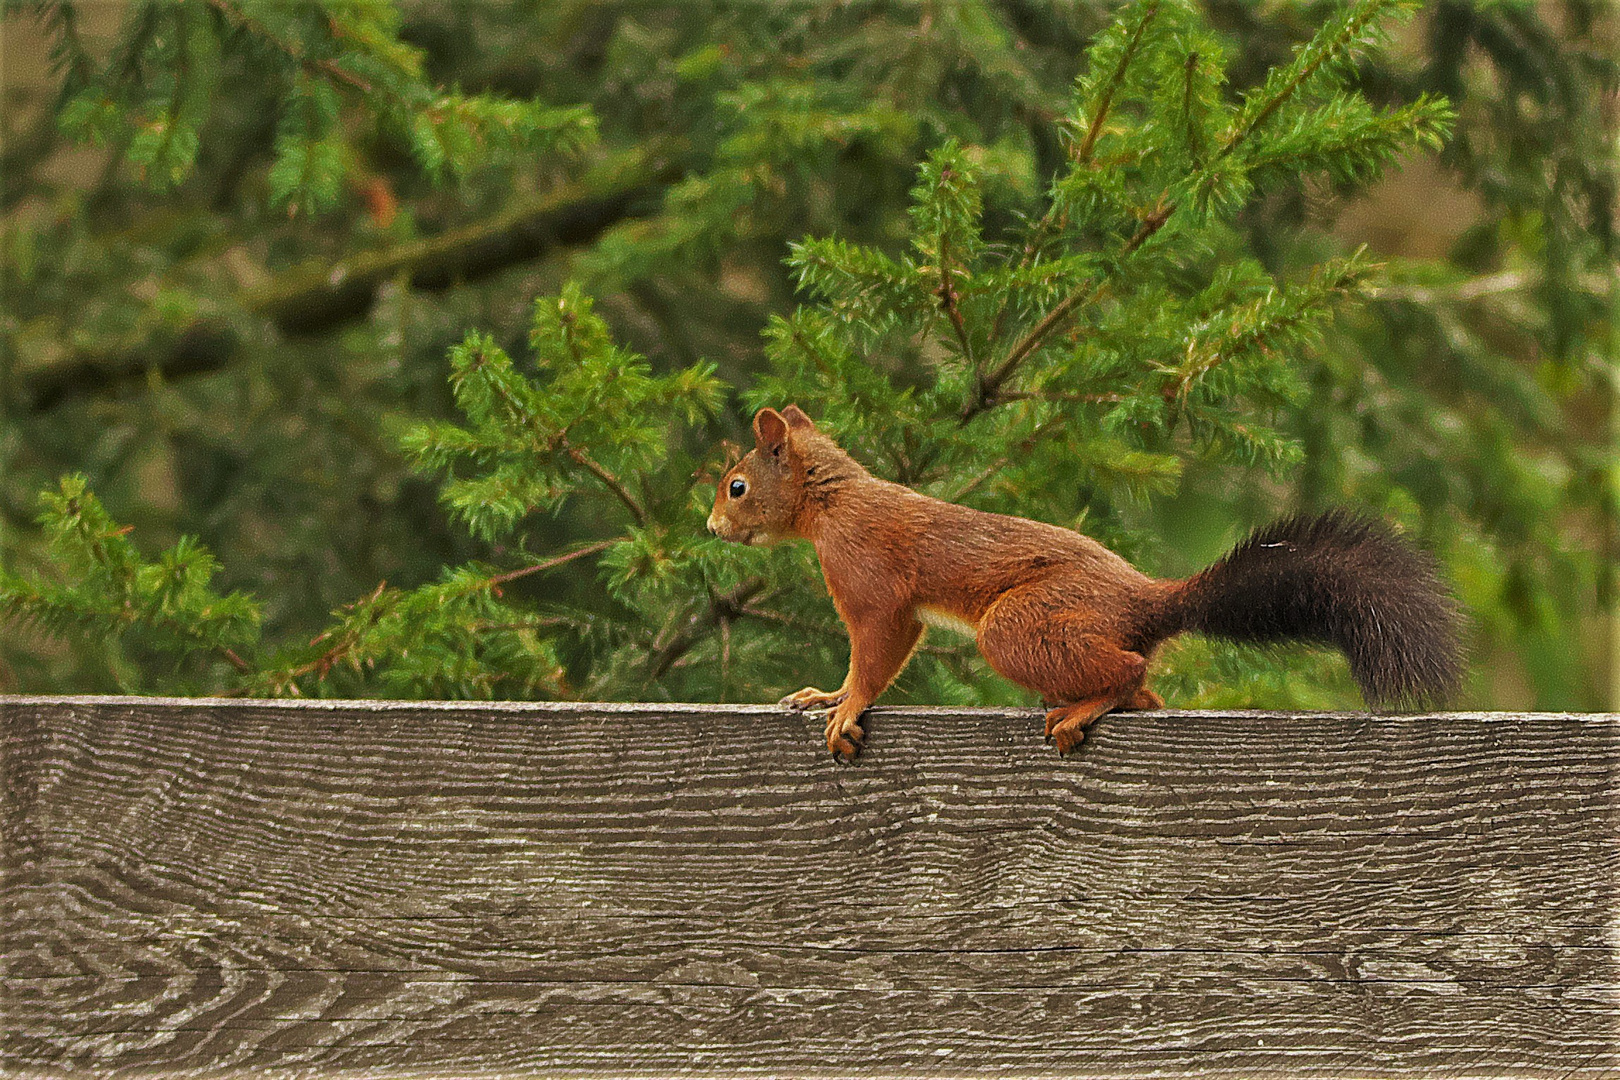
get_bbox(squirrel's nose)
[705,511,719,535]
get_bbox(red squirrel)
[708,405,1463,758]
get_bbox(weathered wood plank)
[2,697,1616,1077]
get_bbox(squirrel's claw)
[824,706,865,760]
[1051,726,1086,756]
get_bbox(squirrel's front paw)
[780,686,848,712]
[824,703,865,760]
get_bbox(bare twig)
[1369,270,1615,305]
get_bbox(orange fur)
[709,406,1170,757]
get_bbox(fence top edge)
[0,694,1614,723]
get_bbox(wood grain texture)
[2,697,1616,1078]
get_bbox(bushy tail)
[1171,511,1463,706]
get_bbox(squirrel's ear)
[752,408,789,456]
[781,404,815,430]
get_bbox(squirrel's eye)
[728,478,747,499]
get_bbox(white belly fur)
[918,605,978,637]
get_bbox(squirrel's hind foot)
[1044,698,1119,755]
[1043,686,1162,754]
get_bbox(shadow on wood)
[2,697,1616,1077]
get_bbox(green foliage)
[0,476,258,691]
[250,567,568,700]
[3,0,1613,709]
[403,285,722,541]
[30,0,595,214]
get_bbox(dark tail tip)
[1185,511,1465,707]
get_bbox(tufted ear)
[781,404,815,430]
[752,408,789,457]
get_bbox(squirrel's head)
[707,405,818,545]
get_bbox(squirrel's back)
[811,479,1151,626]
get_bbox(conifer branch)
[261,539,605,692]
[647,580,765,681]
[736,602,968,658]
[1216,0,1389,160]
[987,211,1065,347]
[486,541,617,588]
[964,197,1173,422]
[454,339,650,528]
[559,438,648,527]
[967,282,1099,420]
[269,581,389,687]
[1076,0,1161,166]
[975,0,1161,361]
[936,231,975,365]
[945,418,1072,502]
[204,0,375,95]
[1181,51,1206,169]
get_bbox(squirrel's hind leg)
[975,581,1153,754]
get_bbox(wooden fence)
[2,696,1616,1077]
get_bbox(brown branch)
[264,581,391,689]
[459,341,648,529]
[205,0,374,94]
[559,440,647,527]
[734,604,844,640]
[487,540,616,588]
[936,226,975,366]
[18,142,685,411]
[997,390,1127,406]
[648,580,766,681]
[946,419,1069,502]
[966,281,1100,422]
[987,209,1066,348]
[245,141,682,331]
